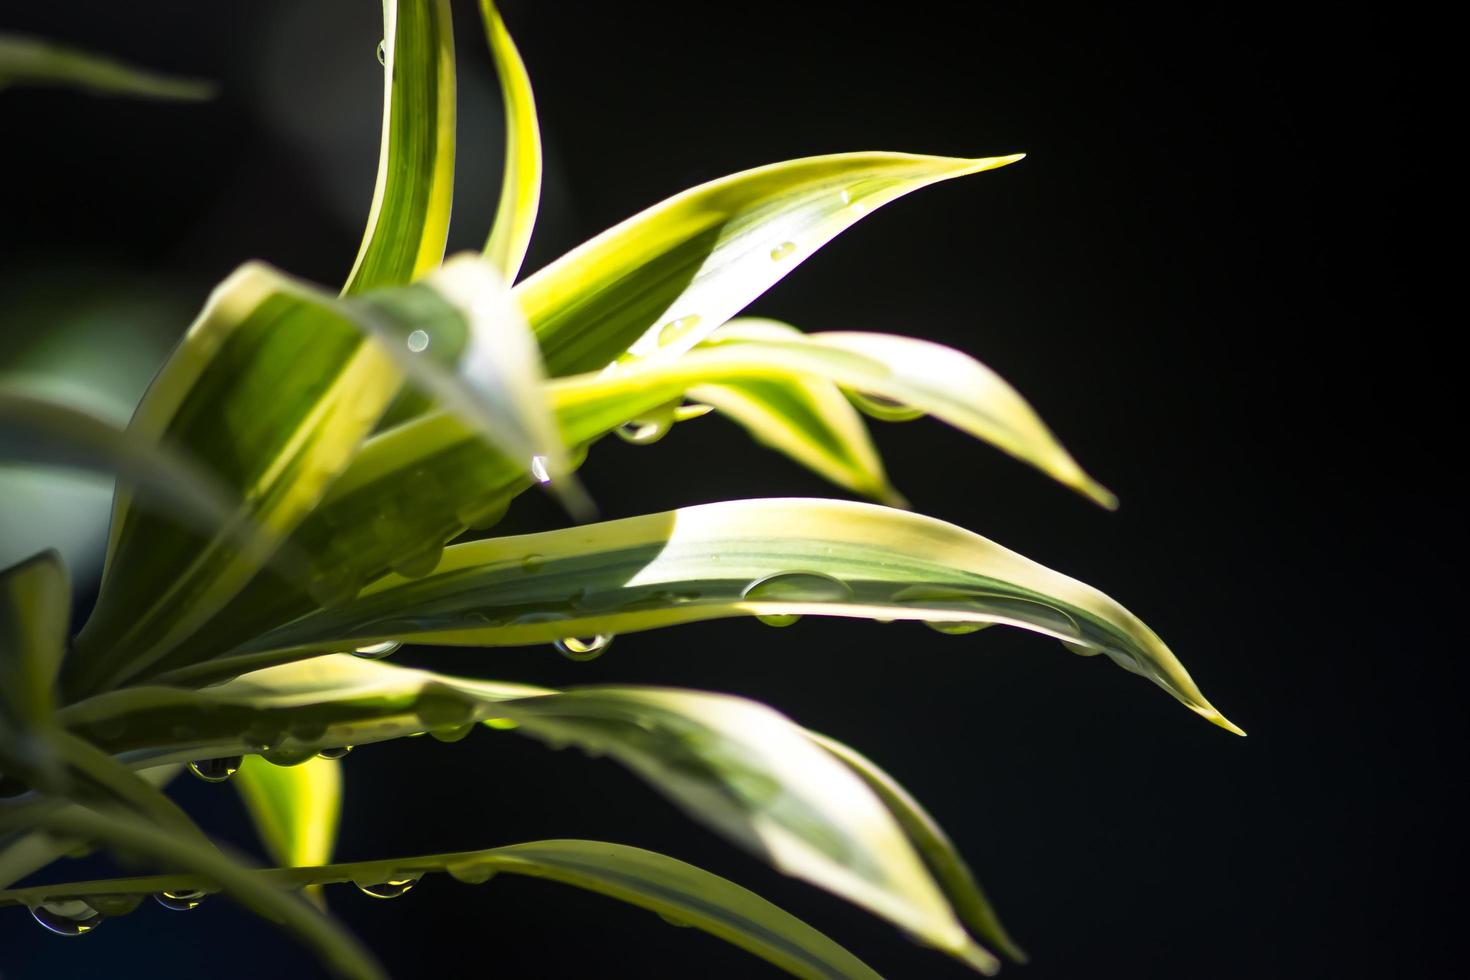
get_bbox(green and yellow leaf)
[0,33,214,100]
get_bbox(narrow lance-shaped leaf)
[66,264,404,699]
[480,0,541,282]
[58,657,997,972]
[0,33,214,100]
[0,839,881,980]
[242,499,1240,732]
[342,0,456,296]
[810,732,1026,964]
[522,151,1025,375]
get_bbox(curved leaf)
[0,34,214,100]
[522,151,1023,376]
[480,0,541,282]
[342,0,456,295]
[241,499,1238,732]
[60,657,993,971]
[66,264,403,698]
[0,839,879,980]
[0,550,68,773]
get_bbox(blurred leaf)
[234,755,341,905]
[0,550,68,771]
[480,0,541,283]
[342,0,456,295]
[66,264,403,699]
[0,839,878,980]
[0,33,214,99]
[0,390,240,531]
[523,151,1024,376]
[239,499,1239,732]
[0,806,383,980]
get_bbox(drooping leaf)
[0,33,214,99]
[0,839,879,980]
[235,499,1238,732]
[342,0,456,295]
[810,732,1026,963]
[348,255,588,515]
[0,806,383,980]
[522,151,1024,376]
[59,656,992,970]
[480,0,541,282]
[690,376,902,505]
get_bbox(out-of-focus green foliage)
[0,3,1240,977]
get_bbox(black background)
[0,2,1456,978]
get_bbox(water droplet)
[743,571,851,603]
[656,314,703,347]
[405,328,430,353]
[839,189,852,205]
[392,546,442,578]
[263,744,318,767]
[530,455,551,483]
[154,890,206,912]
[375,39,387,65]
[615,416,672,445]
[187,757,242,783]
[755,613,802,627]
[86,894,143,917]
[484,718,519,731]
[353,640,401,660]
[554,634,613,661]
[447,862,498,885]
[355,875,420,899]
[29,899,103,936]
[925,620,992,635]
[318,745,354,760]
[1062,639,1102,657]
[415,682,474,730]
[769,241,797,261]
[847,389,925,422]
[429,723,475,743]
[519,553,545,573]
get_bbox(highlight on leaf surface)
[239,499,1239,733]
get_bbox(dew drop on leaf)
[29,899,103,936]
[769,241,797,261]
[187,756,242,783]
[755,613,802,627]
[318,745,354,760]
[405,329,430,353]
[554,634,613,661]
[355,875,420,900]
[615,416,672,445]
[925,620,992,635]
[519,553,545,573]
[447,862,498,885]
[530,455,551,483]
[375,39,386,65]
[657,314,703,346]
[153,890,207,912]
[352,640,401,660]
[429,723,475,743]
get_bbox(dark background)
[0,2,1455,978]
